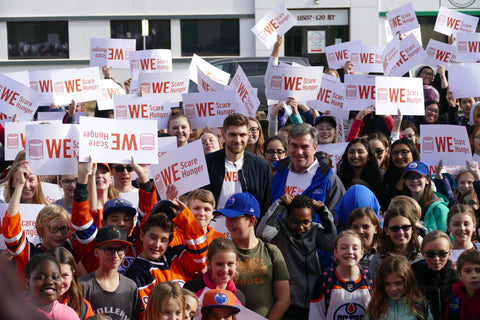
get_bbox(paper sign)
[79,117,158,164]
[389,34,427,77]
[434,6,479,36]
[157,136,178,158]
[456,32,480,62]
[182,90,237,129]
[385,20,423,46]
[37,111,85,123]
[4,121,33,160]
[189,54,230,85]
[113,94,172,128]
[308,74,345,112]
[97,79,126,110]
[25,124,79,175]
[136,70,189,103]
[129,49,172,80]
[0,74,42,121]
[0,204,44,249]
[424,39,458,67]
[29,69,62,105]
[382,38,401,76]
[51,67,101,106]
[449,63,480,98]
[325,40,362,69]
[41,182,64,204]
[251,3,297,49]
[317,142,349,172]
[375,76,424,115]
[387,3,420,35]
[5,71,30,87]
[197,67,226,92]
[150,140,209,199]
[230,66,260,117]
[350,45,384,73]
[420,124,472,166]
[264,64,323,101]
[90,38,136,69]
[344,74,376,111]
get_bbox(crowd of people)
[3,30,480,320]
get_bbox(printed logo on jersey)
[119,256,135,274]
[333,303,365,319]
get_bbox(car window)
[214,63,234,74]
[237,62,268,76]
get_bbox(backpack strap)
[80,300,87,320]
[449,293,461,320]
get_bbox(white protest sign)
[0,204,44,249]
[387,3,420,35]
[449,63,480,98]
[51,67,101,106]
[389,34,426,77]
[4,121,32,160]
[157,136,178,158]
[79,117,158,164]
[251,3,297,49]
[197,67,226,92]
[5,71,30,87]
[420,124,472,166]
[316,142,349,172]
[382,38,401,76]
[424,39,458,67]
[137,70,189,103]
[25,124,79,175]
[434,7,479,36]
[29,69,65,105]
[41,182,64,204]
[90,38,136,69]
[230,66,260,117]
[129,49,172,80]
[325,40,362,69]
[385,20,423,46]
[264,64,323,101]
[375,76,424,115]
[350,45,384,73]
[0,74,41,121]
[189,54,230,85]
[457,32,480,62]
[113,94,172,128]
[308,74,345,112]
[182,90,237,129]
[150,140,209,199]
[344,74,376,111]
[97,79,126,110]
[37,111,85,123]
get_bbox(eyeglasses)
[60,179,77,186]
[391,149,411,157]
[98,247,128,256]
[265,149,286,156]
[46,225,70,235]
[113,165,134,173]
[425,107,439,115]
[249,127,260,133]
[387,224,412,233]
[421,71,434,77]
[423,250,450,259]
[374,148,385,155]
[288,219,312,227]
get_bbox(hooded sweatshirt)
[443,281,480,320]
[423,192,449,233]
[469,101,480,126]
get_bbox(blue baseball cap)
[215,192,260,218]
[103,198,137,219]
[403,161,429,178]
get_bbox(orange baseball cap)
[201,289,240,313]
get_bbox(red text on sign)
[196,102,215,117]
[111,134,138,150]
[389,88,406,103]
[435,137,454,152]
[284,77,303,91]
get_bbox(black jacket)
[204,149,272,215]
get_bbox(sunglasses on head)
[113,165,133,173]
[423,250,450,259]
[387,224,412,233]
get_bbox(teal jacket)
[365,296,433,320]
[423,192,449,233]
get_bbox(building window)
[181,19,239,56]
[7,21,69,59]
[111,20,171,51]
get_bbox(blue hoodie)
[334,184,382,232]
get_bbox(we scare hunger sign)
[375,76,424,116]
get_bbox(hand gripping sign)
[25,123,79,175]
[0,74,42,122]
[0,203,45,249]
[423,39,458,68]
[449,63,480,98]
[325,40,362,69]
[456,32,480,63]
[129,49,172,80]
[434,6,479,36]
[113,94,173,129]
[229,66,260,117]
[97,79,126,111]
[344,74,376,111]
[136,70,189,103]
[189,54,230,85]
[90,38,136,69]
[375,76,424,116]
[182,89,237,129]
[264,64,323,102]
[251,3,297,49]
[79,117,158,165]
[150,140,209,199]
[51,67,101,106]
[420,124,472,167]
[386,3,420,35]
